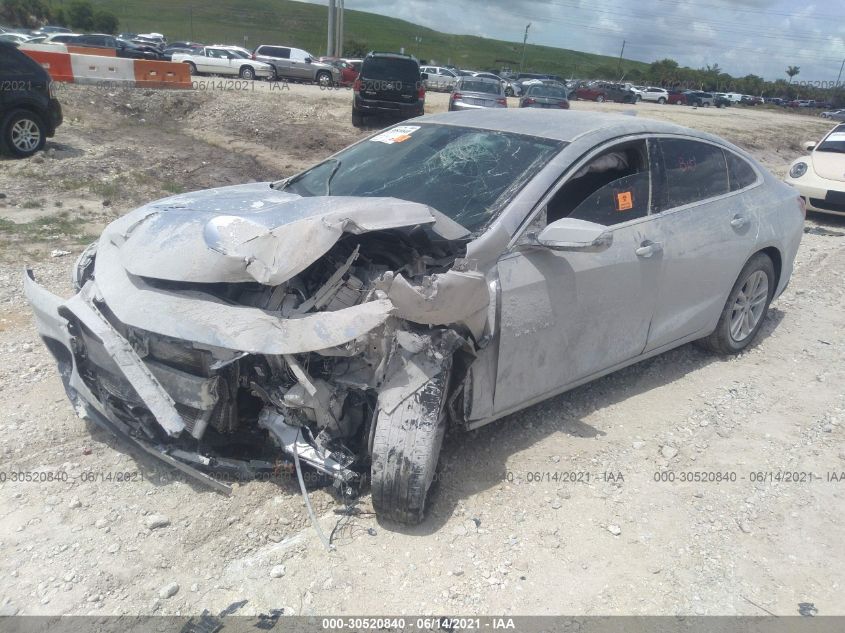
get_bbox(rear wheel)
[698,253,775,355]
[1,109,46,158]
[371,368,451,525]
[596,95,605,103]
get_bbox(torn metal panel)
[382,268,490,328]
[63,283,187,438]
[93,240,394,355]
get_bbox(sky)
[305,0,845,82]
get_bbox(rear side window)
[659,139,728,209]
[725,152,757,191]
[260,46,289,59]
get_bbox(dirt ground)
[0,82,843,617]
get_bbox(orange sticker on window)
[615,191,633,211]
[391,134,412,143]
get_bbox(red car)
[667,90,687,105]
[319,57,361,87]
[574,81,636,103]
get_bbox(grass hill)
[91,0,649,78]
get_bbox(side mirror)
[305,57,312,63]
[420,72,429,80]
[529,217,613,252]
[803,141,816,151]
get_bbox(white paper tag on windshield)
[825,132,845,143]
[370,126,420,144]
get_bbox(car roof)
[415,109,716,144]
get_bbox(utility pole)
[189,5,194,42]
[837,56,845,89]
[519,23,531,74]
[335,0,344,57]
[616,39,626,76]
[327,0,336,58]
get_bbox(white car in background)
[171,46,274,80]
[640,86,669,103]
[420,65,458,92]
[786,123,845,217]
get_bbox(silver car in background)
[25,110,804,525]
[448,76,507,111]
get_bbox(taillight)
[797,195,807,218]
[524,97,536,105]
[353,78,362,93]
[418,84,426,99]
[496,97,507,106]
[451,92,462,100]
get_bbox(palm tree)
[786,66,800,83]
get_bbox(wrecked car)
[26,110,805,524]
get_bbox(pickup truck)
[171,46,274,80]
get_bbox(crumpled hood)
[103,183,468,285]
[811,151,845,183]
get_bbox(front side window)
[546,140,651,226]
[280,124,564,232]
[658,138,728,209]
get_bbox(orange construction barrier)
[66,45,117,57]
[133,59,192,89]
[21,49,75,82]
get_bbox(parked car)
[31,25,72,36]
[519,83,570,109]
[74,34,163,60]
[24,109,803,525]
[318,57,359,86]
[171,46,274,80]
[352,52,424,126]
[684,91,715,107]
[0,32,32,45]
[41,33,82,45]
[575,81,636,103]
[448,76,507,111]
[820,109,845,121]
[786,123,845,217]
[253,45,339,86]
[419,65,458,92]
[0,41,63,157]
[713,93,732,108]
[667,90,687,105]
[640,87,669,103]
[623,83,644,100]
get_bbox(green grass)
[91,0,648,78]
[0,212,96,242]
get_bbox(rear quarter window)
[659,138,729,209]
[725,152,758,191]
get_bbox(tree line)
[1,0,119,34]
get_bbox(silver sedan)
[448,76,508,111]
[25,110,804,525]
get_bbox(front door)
[493,140,664,415]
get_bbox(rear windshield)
[528,85,567,98]
[280,124,564,232]
[459,80,500,94]
[817,126,845,153]
[361,57,419,82]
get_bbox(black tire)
[371,368,451,525]
[185,61,197,75]
[1,109,47,158]
[596,95,605,103]
[351,109,364,128]
[316,71,332,87]
[658,97,666,104]
[239,66,255,80]
[697,253,775,355]
[505,86,514,97]
[636,95,642,102]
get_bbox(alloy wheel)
[729,270,769,342]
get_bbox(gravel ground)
[0,83,843,617]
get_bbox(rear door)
[643,137,761,351]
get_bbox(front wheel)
[595,95,605,103]
[1,109,47,157]
[371,368,451,525]
[239,66,255,80]
[697,253,775,355]
[316,71,332,87]
[658,97,666,104]
[186,61,198,75]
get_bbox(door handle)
[730,214,748,229]
[635,240,663,258]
